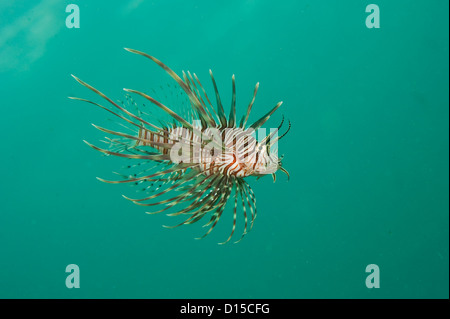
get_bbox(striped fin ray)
[240,82,259,128]
[234,178,250,244]
[242,180,257,230]
[228,75,236,128]
[70,75,164,132]
[219,177,239,245]
[71,49,287,244]
[100,136,159,158]
[115,163,177,195]
[182,71,215,128]
[124,48,216,128]
[144,174,223,221]
[173,177,228,227]
[95,162,196,184]
[123,169,204,204]
[165,175,223,217]
[67,97,164,134]
[209,70,228,128]
[92,124,175,151]
[193,72,220,125]
[162,176,225,225]
[196,177,234,240]
[123,88,193,130]
[84,140,169,162]
[187,184,228,225]
[123,88,223,151]
[186,71,217,127]
[68,96,192,150]
[250,101,283,130]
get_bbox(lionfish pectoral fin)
[123,88,192,130]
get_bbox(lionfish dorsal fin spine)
[209,69,228,128]
[193,72,220,127]
[70,75,161,132]
[241,82,259,128]
[123,88,193,131]
[228,74,237,128]
[182,71,210,129]
[250,101,283,130]
[186,70,217,128]
[125,48,217,129]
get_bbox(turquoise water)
[0,0,448,299]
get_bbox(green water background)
[0,0,448,298]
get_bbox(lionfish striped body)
[70,48,290,244]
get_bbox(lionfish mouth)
[69,48,290,244]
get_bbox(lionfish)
[70,48,290,244]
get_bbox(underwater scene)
[0,0,448,299]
